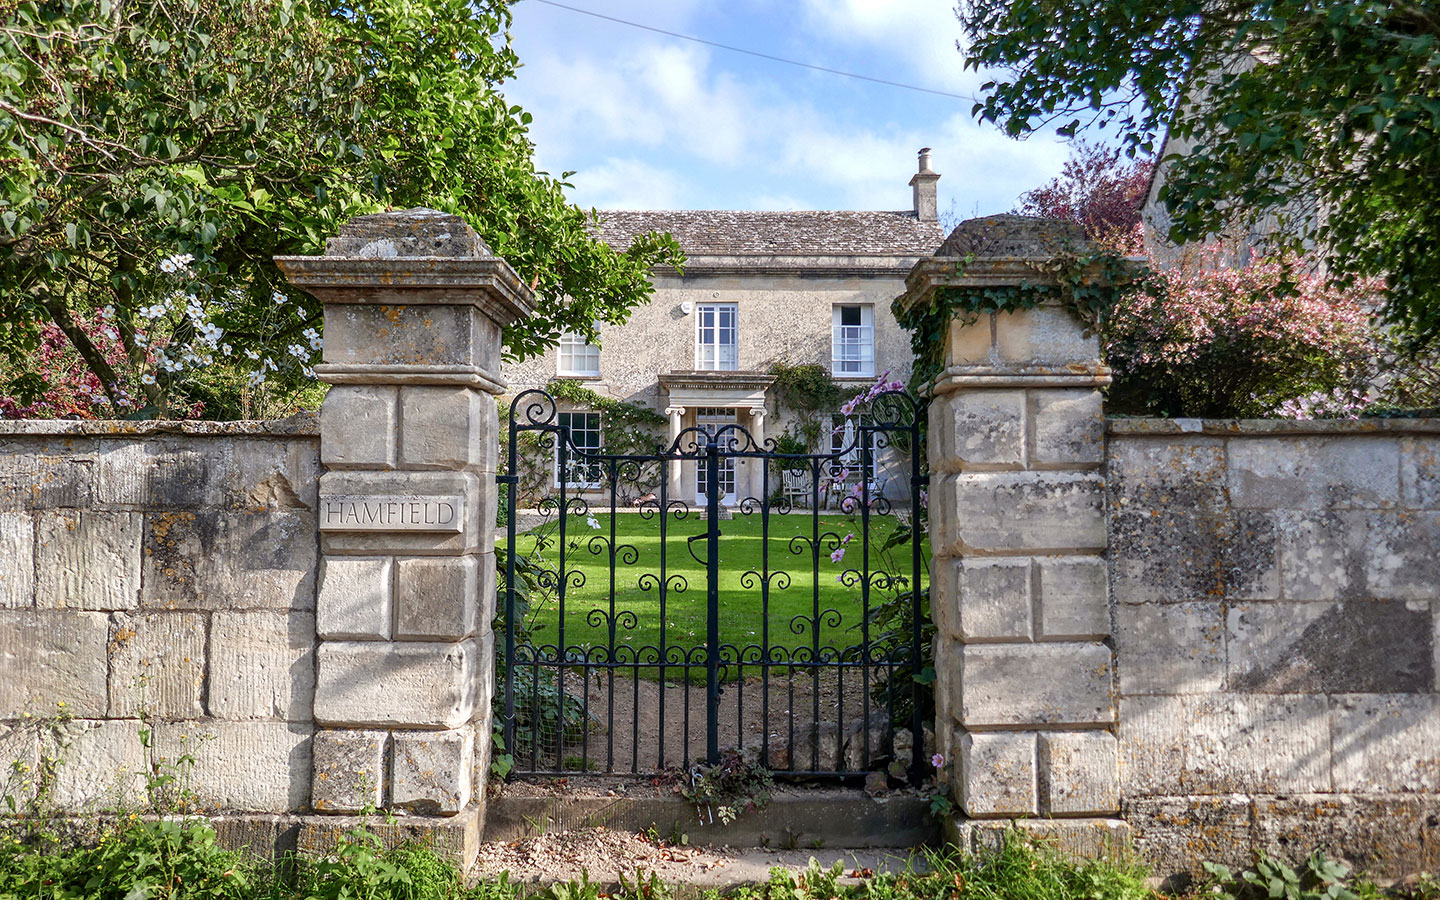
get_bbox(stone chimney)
[910,147,940,221]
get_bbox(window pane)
[557,331,600,376]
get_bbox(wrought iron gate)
[499,387,928,780]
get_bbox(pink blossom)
[830,547,846,564]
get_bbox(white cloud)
[572,157,688,209]
[503,0,1075,215]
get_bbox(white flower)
[140,373,156,385]
[221,342,232,355]
[100,305,115,319]
[159,259,177,274]
[247,371,267,386]
[586,515,600,530]
[244,348,260,360]
[272,291,286,306]
[288,343,307,359]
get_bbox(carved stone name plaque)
[319,495,464,532]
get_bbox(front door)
[695,407,737,505]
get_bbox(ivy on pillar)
[896,214,1131,851]
[276,209,533,860]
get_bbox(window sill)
[554,373,603,381]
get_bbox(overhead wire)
[527,0,981,104]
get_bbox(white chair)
[782,468,810,508]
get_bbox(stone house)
[501,150,945,506]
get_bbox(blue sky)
[499,0,1076,217]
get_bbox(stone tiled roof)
[592,210,945,258]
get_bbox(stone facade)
[1109,418,1440,879]
[0,418,320,816]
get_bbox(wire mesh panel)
[499,388,928,781]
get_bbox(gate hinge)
[495,474,519,485]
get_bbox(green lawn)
[505,510,926,659]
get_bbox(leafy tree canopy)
[0,0,681,416]
[959,0,1440,345]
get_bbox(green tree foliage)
[959,0,1440,346]
[0,0,681,417]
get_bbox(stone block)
[155,721,312,812]
[945,314,994,367]
[1030,390,1104,467]
[1184,693,1331,793]
[951,817,1132,860]
[1331,694,1440,792]
[1127,795,1255,879]
[960,642,1113,727]
[311,729,386,813]
[297,811,482,871]
[35,510,142,611]
[1116,603,1223,695]
[396,555,480,640]
[230,438,320,511]
[928,391,1025,473]
[0,610,109,716]
[1117,695,1185,796]
[210,611,316,721]
[316,556,392,640]
[45,719,145,812]
[993,304,1100,367]
[323,303,501,377]
[1037,556,1108,639]
[1110,509,1279,603]
[1278,510,1368,601]
[932,471,1105,555]
[392,728,474,815]
[228,510,318,610]
[1227,601,1432,694]
[1040,731,1119,815]
[314,640,476,728]
[1106,435,1228,513]
[0,439,95,510]
[321,386,397,469]
[960,732,1037,817]
[97,439,231,508]
[1228,436,1400,509]
[108,612,206,718]
[1366,511,1440,600]
[399,387,497,472]
[0,512,33,608]
[1253,794,1440,878]
[140,511,228,608]
[318,470,484,556]
[1401,436,1439,509]
[955,558,1031,642]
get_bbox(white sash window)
[695,303,738,371]
[832,305,874,377]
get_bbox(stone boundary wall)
[1109,417,1440,878]
[0,419,320,818]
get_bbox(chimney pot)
[909,148,940,221]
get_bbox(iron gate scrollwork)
[498,387,928,781]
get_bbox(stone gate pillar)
[900,216,1126,851]
[276,210,533,862]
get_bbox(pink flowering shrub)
[0,314,149,419]
[1105,249,1378,418]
